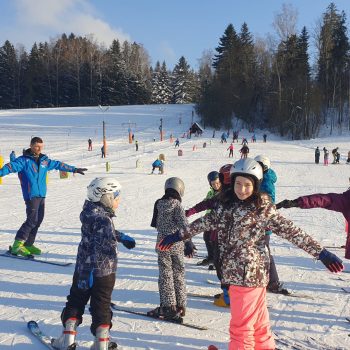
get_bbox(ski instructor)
[0,136,87,257]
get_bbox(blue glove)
[77,270,94,291]
[319,249,344,273]
[119,232,136,249]
[158,231,182,251]
[184,240,197,258]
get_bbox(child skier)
[227,143,234,158]
[254,155,286,294]
[148,177,195,321]
[323,147,329,165]
[186,167,231,307]
[151,158,164,174]
[189,171,221,268]
[158,158,343,350]
[52,177,136,350]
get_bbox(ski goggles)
[113,190,121,199]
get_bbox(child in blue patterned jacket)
[52,177,135,350]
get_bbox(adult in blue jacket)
[9,150,16,162]
[0,136,87,257]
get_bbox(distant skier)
[241,137,248,146]
[174,138,180,148]
[88,138,92,151]
[263,134,267,143]
[227,143,234,158]
[332,147,339,164]
[148,177,194,321]
[251,134,256,143]
[0,136,87,256]
[240,145,249,159]
[135,140,139,151]
[101,145,106,158]
[151,158,164,174]
[323,147,329,166]
[52,177,135,350]
[158,158,343,350]
[9,150,16,162]
[347,151,350,164]
[315,147,320,164]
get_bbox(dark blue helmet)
[207,171,219,184]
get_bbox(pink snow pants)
[228,286,275,350]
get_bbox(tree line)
[0,33,199,110]
[196,2,350,139]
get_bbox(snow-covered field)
[0,104,349,349]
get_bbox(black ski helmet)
[207,171,219,185]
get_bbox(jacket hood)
[80,200,114,225]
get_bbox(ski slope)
[0,104,349,349]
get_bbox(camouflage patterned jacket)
[179,197,323,287]
[76,200,122,278]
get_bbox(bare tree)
[272,3,298,41]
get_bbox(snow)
[0,104,349,349]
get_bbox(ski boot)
[162,306,183,322]
[10,240,32,257]
[51,317,78,350]
[176,306,186,317]
[90,324,118,350]
[24,243,42,255]
[213,287,230,308]
[267,281,290,295]
[196,257,212,266]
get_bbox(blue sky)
[1,0,350,69]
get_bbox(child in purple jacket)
[276,188,350,258]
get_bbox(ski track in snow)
[0,104,349,349]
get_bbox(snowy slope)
[0,104,349,349]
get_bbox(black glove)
[184,240,197,258]
[319,248,344,273]
[276,199,298,209]
[74,168,88,175]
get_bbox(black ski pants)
[15,197,45,246]
[203,231,214,261]
[61,272,115,335]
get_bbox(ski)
[323,245,345,249]
[110,303,208,330]
[267,289,314,300]
[206,279,220,285]
[346,317,350,322]
[27,320,77,350]
[341,287,350,293]
[187,292,216,299]
[0,251,72,267]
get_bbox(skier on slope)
[148,177,195,321]
[158,158,343,350]
[254,155,286,294]
[190,171,221,269]
[0,136,87,257]
[52,177,136,350]
[185,165,232,308]
[276,185,350,260]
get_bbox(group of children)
[316,146,343,165]
[22,156,344,349]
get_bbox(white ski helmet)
[254,155,271,172]
[230,158,263,189]
[164,177,185,197]
[87,177,122,202]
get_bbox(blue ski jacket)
[76,200,123,278]
[0,149,76,201]
[260,168,277,203]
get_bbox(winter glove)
[157,231,183,251]
[275,199,298,209]
[119,232,136,249]
[74,168,88,175]
[184,240,197,258]
[185,208,196,217]
[318,248,344,273]
[77,270,94,291]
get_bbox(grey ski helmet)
[164,177,185,197]
[230,158,263,190]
